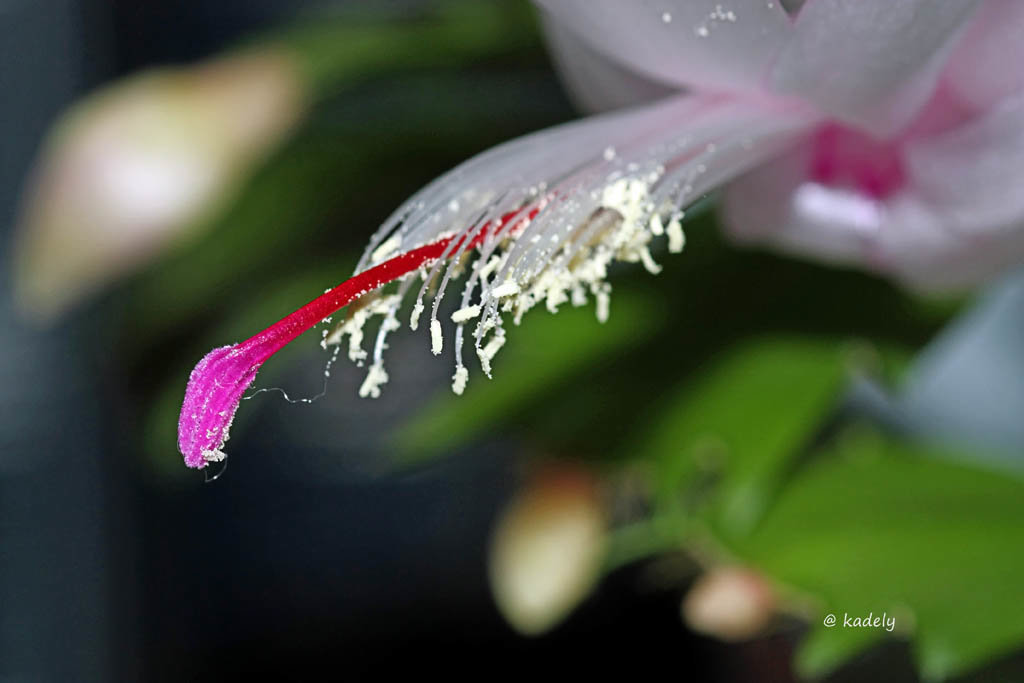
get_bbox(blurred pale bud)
[682,566,776,641]
[488,465,607,636]
[13,49,307,320]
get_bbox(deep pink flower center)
[809,123,906,199]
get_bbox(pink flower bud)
[14,50,305,319]
[683,566,776,641]
[488,465,607,635]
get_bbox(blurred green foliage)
[638,335,848,535]
[277,0,541,93]
[742,430,1024,681]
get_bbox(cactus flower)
[179,1,1024,468]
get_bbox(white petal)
[943,0,1024,113]
[534,0,793,94]
[539,14,676,114]
[908,93,1024,232]
[771,0,982,137]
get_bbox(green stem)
[604,515,691,573]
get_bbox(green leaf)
[275,0,543,97]
[730,430,1024,681]
[394,292,661,461]
[638,336,849,532]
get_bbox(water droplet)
[695,24,710,37]
[603,146,616,161]
[662,12,672,23]
[448,199,460,212]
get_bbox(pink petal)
[722,140,877,265]
[723,94,1024,290]
[540,15,676,113]
[534,0,793,95]
[771,0,981,138]
[906,93,1024,236]
[942,0,1024,113]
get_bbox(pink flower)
[179,0,1024,468]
